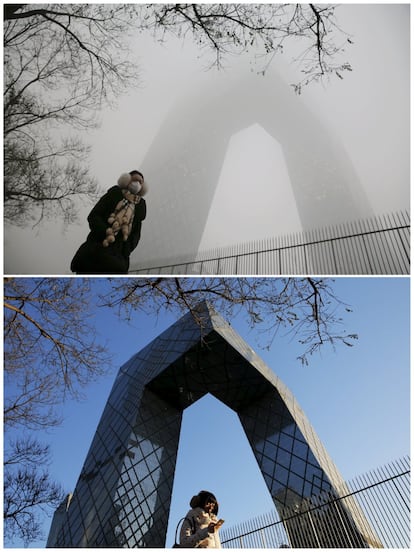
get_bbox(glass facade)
[48,302,381,548]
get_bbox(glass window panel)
[293,437,309,458]
[271,479,285,498]
[304,463,324,488]
[279,432,294,453]
[309,473,323,494]
[281,420,296,436]
[302,480,313,498]
[287,471,305,496]
[263,438,278,460]
[137,438,154,457]
[274,464,289,486]
[261,454,275,479]
[276,448,291,470]
[306,445,322,465]
[290,455,306,477]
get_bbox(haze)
[4,4,409,274]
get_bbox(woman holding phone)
[179,490,224,548]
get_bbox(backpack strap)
[174,516,196,547]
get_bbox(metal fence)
[131,211,410,275]
[220,456,410,548]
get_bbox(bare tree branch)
[4,4,139,226]
[4,278,112,430]
[3,276,357,546]
[4,4,352,227]
[101,277,357,363]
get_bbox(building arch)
[48,303,380,548]
[135,69,372,268]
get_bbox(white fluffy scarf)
[103,173,148,247]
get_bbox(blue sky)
[5,277,410,548]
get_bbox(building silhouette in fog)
[134,69,372,269]
[47,302,381,548]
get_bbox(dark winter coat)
[70,186,147,274]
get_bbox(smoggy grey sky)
[4,3,410,274]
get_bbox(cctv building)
[129,68,409,275]
[47,302,382,548]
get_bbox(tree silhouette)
[4,4,352,227]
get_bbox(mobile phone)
[215,519,225,528]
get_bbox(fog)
[199,123,302,249]
[4,4,410,274]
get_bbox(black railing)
[131,211,410,275]
[220,456,410,548]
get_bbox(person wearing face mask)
[178,491,224,548]
[70,170,147,274]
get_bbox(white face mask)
[128,181,142,195]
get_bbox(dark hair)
[190,490,219,515]
[129,170,144,179]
